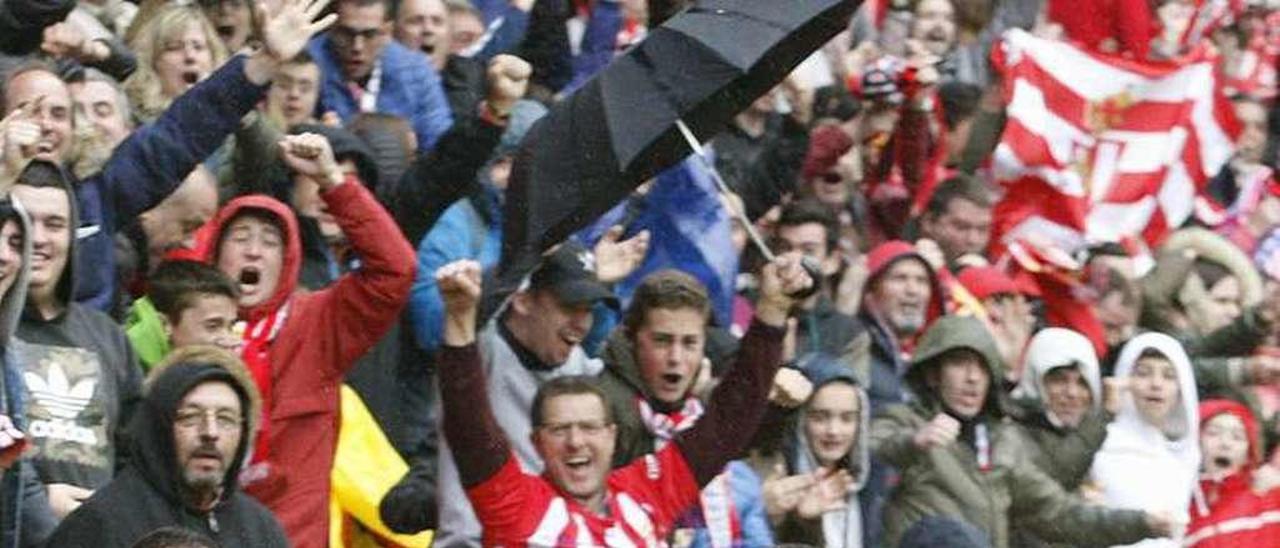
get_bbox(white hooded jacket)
[1089,332,1201,547]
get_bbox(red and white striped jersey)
[467,444,701,547]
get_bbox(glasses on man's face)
[537,419,612,440]
[819,172,843,184]
[174,407,243,433]
[331,25,385,46]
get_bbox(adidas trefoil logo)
[25,363,96,420]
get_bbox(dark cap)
[528,242,618,308]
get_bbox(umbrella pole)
[676,119,821,299]
[675,119,777,262]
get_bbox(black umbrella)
[489,0,860,318]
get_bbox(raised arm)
[278,133,417,372]
[674,253,809,486]
[435,260,512,487]
[387,55,529,244]
[96,0,336,221]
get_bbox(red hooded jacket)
[201,181,416,547]
[1187,399,1280,547]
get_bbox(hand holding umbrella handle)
[792,256,823,300]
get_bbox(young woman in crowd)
[1089,333,1201,547]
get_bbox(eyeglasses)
[537,419,613,439]
[330,25,385,46]
[174,408,243,432]
[818,172,844,184]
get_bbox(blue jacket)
[408,193,501,355]
[308,37,453,152]
[687,460,774,548]
[74,54,268,311]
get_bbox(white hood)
[1017,327,1103,419]
[1089,332,1200,546]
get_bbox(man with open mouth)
[45,346,288,547]
[202,131,415,547]
[425,240,639,546]
[0,0,333,315]
[432,250,809,545]
[872,315,1179,548]
[307,0,453,152]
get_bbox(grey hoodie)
[0,197,57,548]
[777,353,870,547]
[12,161,141,491]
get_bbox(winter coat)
[45,356,286,547]
[871,316,1156,548]
[710,113,810,221]
[1089,333,1201,547]
[307,36,453,152]
[200,187,415,548]
[74,54,268,312]
[1186,399,1280,547]
[1012,328,1110,491]
[1139,228,1267,393]
[408,99,546,355]
[124,297,168,371]
[858,240,944,547]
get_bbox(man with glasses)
[431,250,806,544]
[429,242,615,546]
[306,0,453,152]
[45,346,288,547]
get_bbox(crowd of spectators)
[1,0,1280,546]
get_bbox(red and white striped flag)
[989,28,1240,258]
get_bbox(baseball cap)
[528,242,619,308]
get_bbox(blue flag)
[615,156,738,326]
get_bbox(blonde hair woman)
[125,5,229,122]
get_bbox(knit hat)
[801,124,854,182]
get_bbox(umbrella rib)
[682,6,795,34]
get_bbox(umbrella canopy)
[491,0,860,317]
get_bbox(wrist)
[755,299,791,327]
[442,311,478,346]
[479,100,512,126]
[323,168,347,190]
[243,50,280,85]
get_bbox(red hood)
[1200,399,1262,468]
[200,195,302,322]
[862,240,945,324]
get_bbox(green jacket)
[872,316,1154,548]
[596,328,680,467]
[1010,408,1111,492]
[124,296,170,372]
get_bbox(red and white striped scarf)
[636,397,741,547]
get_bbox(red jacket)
[1187,400,1280,547]
[202,182,416,547]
